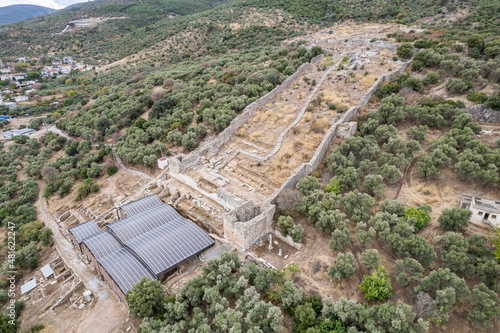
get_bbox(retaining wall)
[268,60,412,206]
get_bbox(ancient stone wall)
[174,56,412,251]
[171,55,325,171]
[224,204,276,250]
[268,60,412,207]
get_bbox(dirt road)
[34,182,131,333]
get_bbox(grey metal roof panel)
[40,264,54,278]
[21,279,37,295]
[98,248,156,295]
[68,220,101,243]
[82,230,124,260]
[125,217,215,275]
[107,203,181,242]
[119,195,163,217]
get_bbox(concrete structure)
[460,194,500,228]
[13,73,27,81]
[0,74,13,81]
[2,128,35,139]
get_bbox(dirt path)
[35,182,131,333]
[112,147,152,180]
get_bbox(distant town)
[0,55,95,111]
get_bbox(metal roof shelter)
[21,279,37,295]
[83,230,124,260]
[109,203,180,242]
[40,264,54,278]
[68,220,101,244]
[107,203,214,276]
[118,195,162,217]
[83,230,156,294]
[125,218,215,275]
[81,198,214,297]
[99,248,156,294]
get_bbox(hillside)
[1,0,500,332]
[0,4,56,25]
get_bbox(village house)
[63,56,73,64]
[60,64,72,75]
[1,102,16,109]
[460,194,500,228]
[14,95,28,102]
[52,58,62,66]
[42,68,59,77]
[14,73,27,81]
[0,68,12,74]
[1,74,14,81]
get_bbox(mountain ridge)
[0,4,56,25]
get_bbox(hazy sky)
[0,0,91,9]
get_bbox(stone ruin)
[161,38,413,251]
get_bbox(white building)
[14,73,27,81]
[52,58,62,66]
[14,96,28,102]
[60,65,72,75]
[2,128,36,139]
[0,68,11,74]
[63,56,73,64]
[1,102,16,109]
[158,157,169,169]
[460,194,500,228]
[1,74,13,81]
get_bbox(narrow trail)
[112,147,152,180]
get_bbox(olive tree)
[296,176,320,196]
[393,258,424,286]
[438,207,472,230]
[328,252,356,280]
[329,228,351,251]
[468,283,500,329]
[360,249,381,269]
[126,276,165,319]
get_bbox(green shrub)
[487,95,500,110]
[397,43,414,59]
[359,265,392,301]
[107,166,119,176]
[404,206,431,230]
[325,178,343,194]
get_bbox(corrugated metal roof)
[83,230,156,294]
[83,230,124,260]
[68,220,101,244]
[83,199,214,295]
[108,203,180,242]
[125,217,215,275]
[98,248,156,294]
[119,195,162,217]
